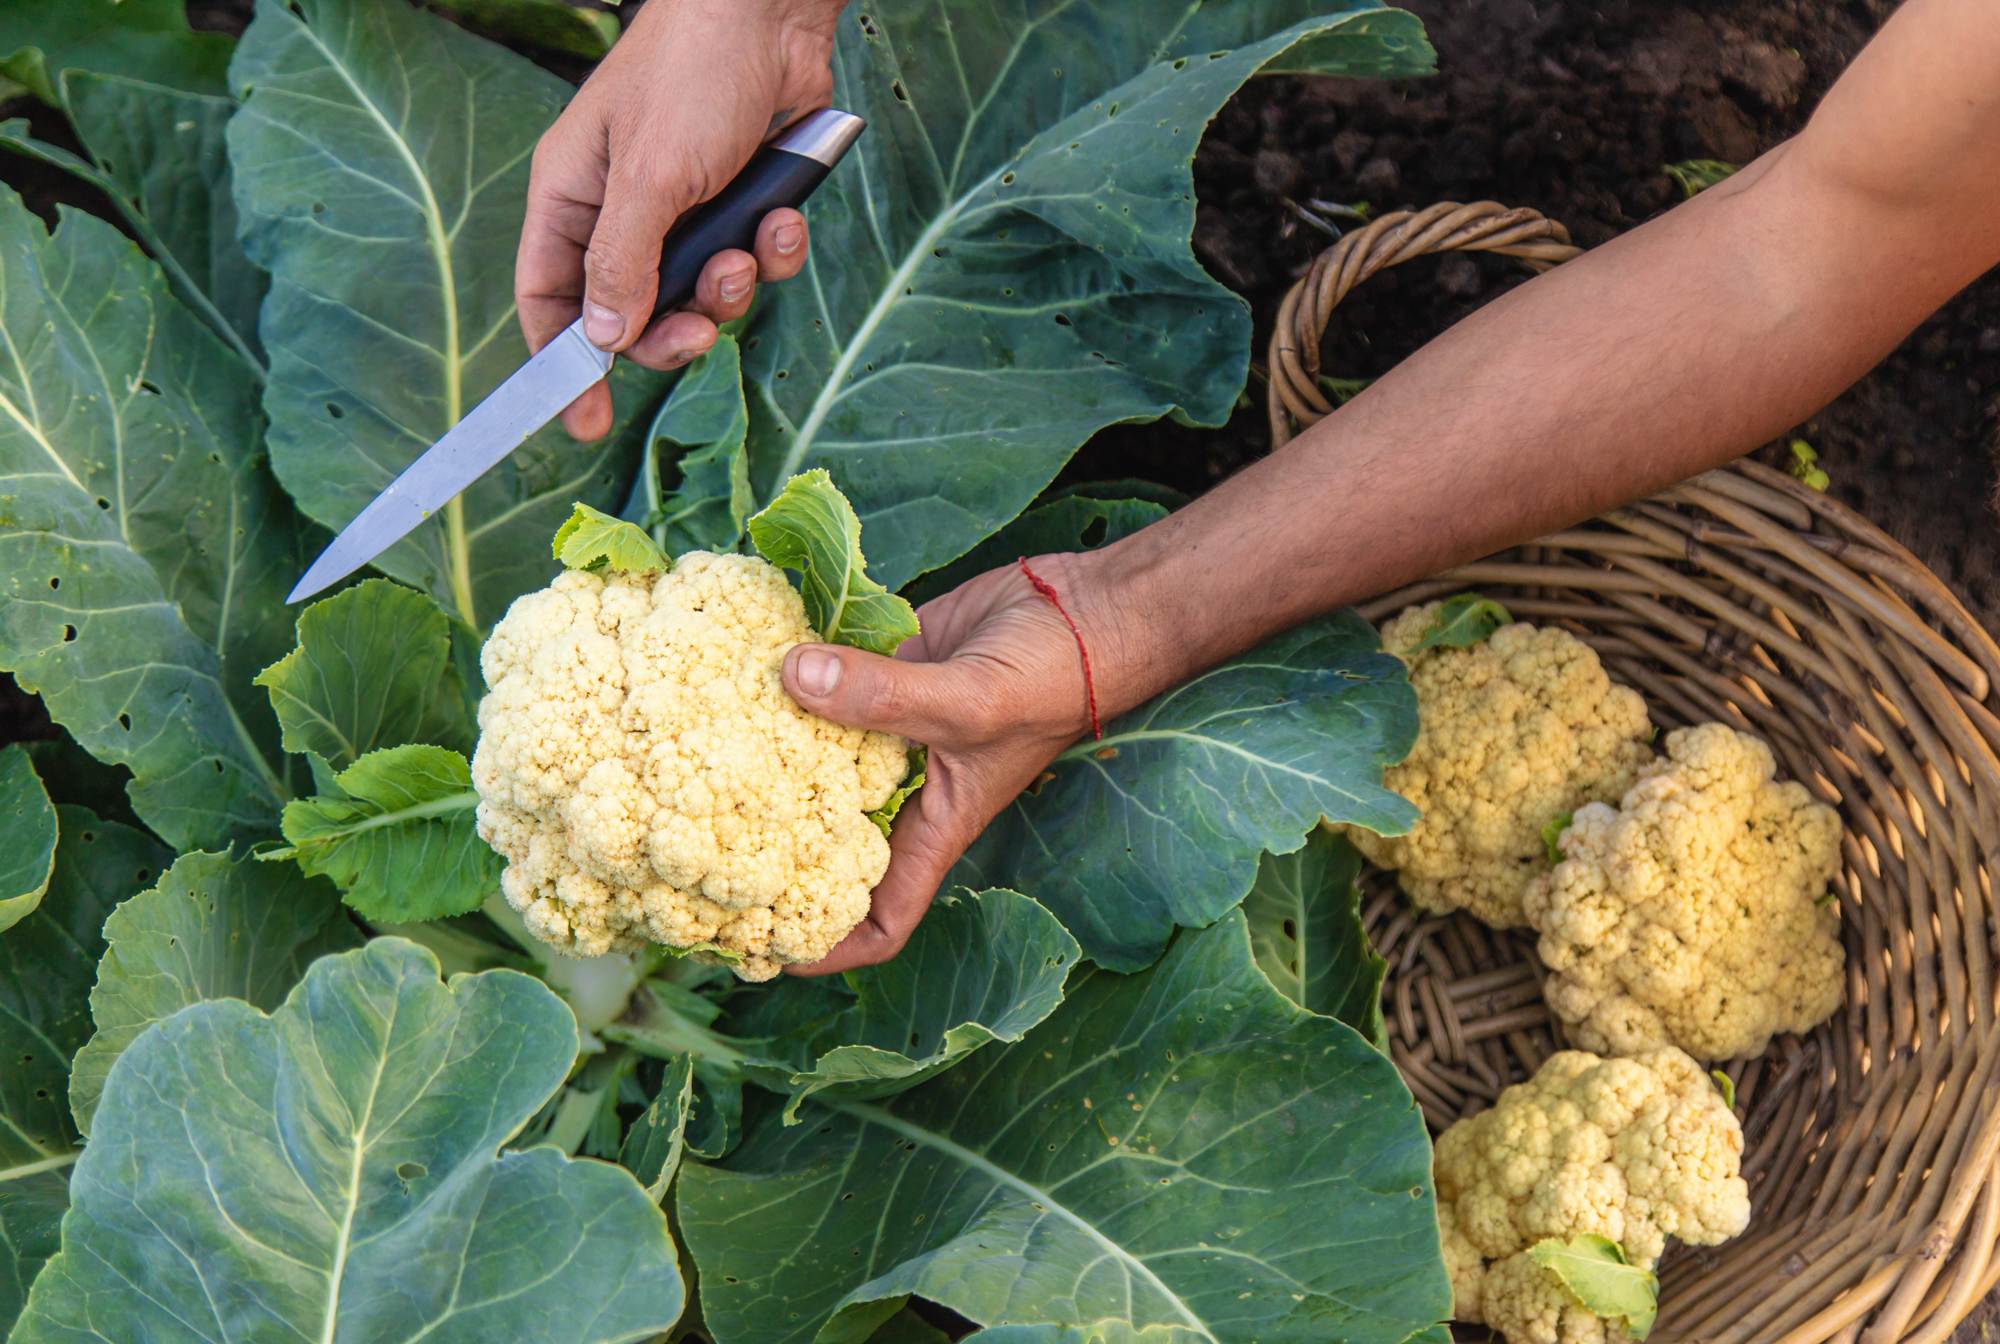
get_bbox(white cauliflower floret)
[472,553,909,981]
[1523,723,1845,1060]
[1346,602,1655,928]
[1435,1048,1750,1344]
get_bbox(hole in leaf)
[327,403,344,418]
[47,576,57,589]
[138,380,161,395]
[1053,314,1072,327]
[311,202,325,214]
[398,1162,428,1180]
[890,80,908,102]
[135,870,149,883]
[61,625,75,642]
[1001,172,1015,186]
[1080,517,1107,548]
[95,497,110,510]
[118,713,131,730]
[1282,919,1297,940]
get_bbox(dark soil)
[1063,0,2000,640]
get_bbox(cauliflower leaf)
[1242,828,1388,1047]
[269,743,498,921]
[0,746,56,935]
[1527,1235,1658,1339]
[748,469,920,655]
[1541,810,1574,865]
[555,500,672,573]
[866,746,927,838]
[1407,592,1513,654]
[640,331,755,556]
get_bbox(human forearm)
[1081,133,1999,710]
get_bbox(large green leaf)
[273,743,498,921]
[0,805,170,1326]
[256,578,473,768]
[955,612,1419,971]
[743,889,1079,1121]
[0,745,57,935]
[1528,1235,1658,1339]
[0,188,295,849]
[679,914,1449,1344]
[228,0,670,630]
[747,469,921,654]
[1242,829,1386,1048]
[16,938,685,1343]
[0,70,265,366]
[643,333,754,557]
[902,496,1168,607]
[0,1171,66,1337]
[67,849,363,1136]
[622,1053,697,1201]
[741,4,1433,589]
[0,0,232,106]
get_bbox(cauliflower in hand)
[1435,1047,1751,1344]
[1524,723,1845,1060]
[1347,601,1655,928]
[472,552,910,980]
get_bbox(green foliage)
[642,332,756,556]
[748,470,922,654]
[0,188,293,849]
[957,613,1420,969]
[1242,829,1387,1047]
[67,849,362,1135]
[680,915,1447,1344]
[742,5,1433,589]
[1527,1234,1659,1339]
[0,746,57,934]
[0,0,232,105]
[424,0,620,58]
[16,939,684,1342]
[1408,592,1513,654]
[1663,159,1739,198]
[228,0,670,627]
[556,501,674,573]
[1789,438,1830,491]
[1543,810,1575,864]
[1711,1069,1737,1110]
[271,744,498,920]
[866,746,927,838]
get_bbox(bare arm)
[782,0,2000,972]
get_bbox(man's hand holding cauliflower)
[473,541,911,980]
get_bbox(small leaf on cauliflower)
[1527,1234,1658,1339]
[747,469,920,655]
[554,501,671,573]
[1541,810,1574,865]
[1711,1069,1736,1110]
[1407,592,1512,654]
[866,746,926,839]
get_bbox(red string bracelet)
[1018,557,1102,741]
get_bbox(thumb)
[782,644,993,747]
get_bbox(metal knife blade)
[284,318,612,605]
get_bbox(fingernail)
[795,648,840,698]
[718,268,753,303]
[774,222,803,254]
[582,300,624,348]
[667,334,716,367]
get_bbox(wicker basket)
[1269,202,2000,1344]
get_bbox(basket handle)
[1266,200,1583,448]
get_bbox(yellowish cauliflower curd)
[1523,723,1845,1060]
[1435,1047,1751,1344]
[1345,602,1654,928]
[471,552,910,981]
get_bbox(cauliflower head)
[1523,723,1845,1060]
[1346,602,1654,928]
[1434,1047,1751,1344]
[471,552,910,980]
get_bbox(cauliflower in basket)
[471,552,910,981]
[1345,601,1655,928]
[1524,723,1845,1060]
[1436,1047,1751,1344]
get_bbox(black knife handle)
[650,109,864,322]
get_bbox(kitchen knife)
[285,107,867,605]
